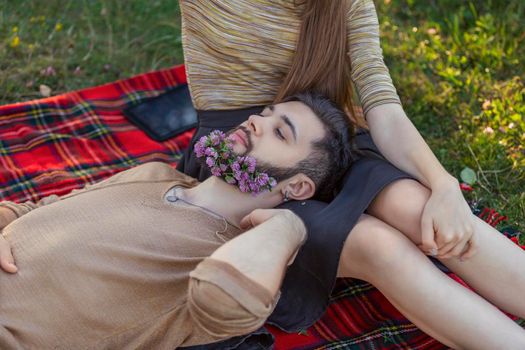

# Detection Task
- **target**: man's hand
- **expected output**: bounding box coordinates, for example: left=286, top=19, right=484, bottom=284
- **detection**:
left=419, top=177, right=478, bottom=261
left=240, top=208, right=295, bottom=230
left=0, top=207, right=17, bottom=231
left=0, top=235, right=17, bottom=273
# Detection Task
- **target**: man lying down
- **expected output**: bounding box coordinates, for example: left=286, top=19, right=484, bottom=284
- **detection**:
left=0, top=92, right=353, bottom=349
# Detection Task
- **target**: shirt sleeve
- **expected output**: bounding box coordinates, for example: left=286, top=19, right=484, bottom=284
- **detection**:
left=346, top=0, right=402, bottom=115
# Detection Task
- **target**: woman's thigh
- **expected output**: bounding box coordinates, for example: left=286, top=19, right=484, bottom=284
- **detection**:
left=366, top=178, right=430, bottom=245
left=336, top=213, right=421, bottom=280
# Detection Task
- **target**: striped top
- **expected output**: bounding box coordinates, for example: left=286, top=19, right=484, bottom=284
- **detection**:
left=179, top=0, right=401, bottom=114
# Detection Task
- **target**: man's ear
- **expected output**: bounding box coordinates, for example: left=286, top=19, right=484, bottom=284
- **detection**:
left=282, top=174, right=316, bottom=201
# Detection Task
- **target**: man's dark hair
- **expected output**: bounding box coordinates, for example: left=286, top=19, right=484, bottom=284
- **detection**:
left=262, top=91, right=356, bottom=202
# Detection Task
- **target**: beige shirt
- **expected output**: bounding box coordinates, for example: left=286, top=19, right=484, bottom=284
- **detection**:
left=0, top=162, right=260, bottom=349
left=180, top=0, right=401, bottom=114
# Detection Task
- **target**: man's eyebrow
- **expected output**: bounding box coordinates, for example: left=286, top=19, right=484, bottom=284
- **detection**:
left=281, top=115, right=297, bottom=143
left=266, top=105, right=297, bottom=142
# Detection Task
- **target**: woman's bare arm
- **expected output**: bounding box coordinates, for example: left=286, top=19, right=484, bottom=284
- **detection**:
left=366, top=103, right=454, bottom=189
left=345, top=0, right=476, bottom=259
left=366, top=103, right=476, bottom=259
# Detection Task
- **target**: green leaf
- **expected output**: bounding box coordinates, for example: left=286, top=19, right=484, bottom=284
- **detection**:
left=460, top=167, right=477, bottom=185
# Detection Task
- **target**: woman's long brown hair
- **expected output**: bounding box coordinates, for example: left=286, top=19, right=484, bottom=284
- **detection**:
left=274, top=0, right=364, bottom=130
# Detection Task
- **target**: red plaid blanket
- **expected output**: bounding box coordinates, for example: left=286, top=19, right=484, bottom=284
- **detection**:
left=1, top=65, right=521, bottom=349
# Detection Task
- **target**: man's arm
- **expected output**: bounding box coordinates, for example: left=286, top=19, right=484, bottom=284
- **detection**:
left=183, top=209, right=306, bottom=342
left=0, top=206, right=18, bottom=231
left=0, top=178, right=101, bottom=274
left=209, top=208, right=306, bottom=296
left=0, top=235, right=17, bottom=273
left=0, top=172, right=125, bottom=227
left=0, top=195, right=62, bottom=229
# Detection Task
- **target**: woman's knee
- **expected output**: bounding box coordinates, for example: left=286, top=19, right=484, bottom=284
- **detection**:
left=367, top=179, right=431, bottom=244
left=338, top=214, right=417, bottom=280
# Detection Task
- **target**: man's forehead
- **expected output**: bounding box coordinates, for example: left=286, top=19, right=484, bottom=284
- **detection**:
left=269, top=101, right=323, bottom=143
left=267, top=101, right=314, bottom=120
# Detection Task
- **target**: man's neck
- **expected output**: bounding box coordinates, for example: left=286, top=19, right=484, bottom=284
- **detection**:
left=179, top=176, right=281, bottom=227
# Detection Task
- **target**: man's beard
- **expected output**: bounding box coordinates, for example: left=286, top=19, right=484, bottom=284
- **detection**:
left=227, top=125, right=303, bottom=182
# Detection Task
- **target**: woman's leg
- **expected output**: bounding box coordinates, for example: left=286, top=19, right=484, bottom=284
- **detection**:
left=367, top=179, right=525, bottom=319
left=337, top=214, right=525, bottom=350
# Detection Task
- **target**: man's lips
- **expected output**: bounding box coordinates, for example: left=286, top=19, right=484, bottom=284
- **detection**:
left=232, top=129, right=248, bottom=147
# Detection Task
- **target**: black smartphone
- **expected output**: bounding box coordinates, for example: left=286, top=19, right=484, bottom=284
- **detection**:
left=123, top=84, right=197, bottom=142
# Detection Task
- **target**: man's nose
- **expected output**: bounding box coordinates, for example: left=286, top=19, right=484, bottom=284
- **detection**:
left=247, top=114, right=264, bottom=136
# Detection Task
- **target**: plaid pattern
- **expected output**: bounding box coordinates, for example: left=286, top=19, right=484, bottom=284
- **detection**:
left=268, top=279, right=446, bottom=350
left=0, top=65, right=522, bottom=350
left=0, top=65, right=192, bottom=203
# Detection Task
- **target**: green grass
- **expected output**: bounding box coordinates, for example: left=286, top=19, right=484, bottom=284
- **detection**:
left=377, top=0, right=525, bottom=234
left=1, top=1, right=524, bottom=233
left=0, top=1, right=183, bottom=102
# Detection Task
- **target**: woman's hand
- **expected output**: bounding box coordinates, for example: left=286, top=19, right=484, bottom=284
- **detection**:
left=0, top=235, right=17, bottom=273
left=419, top=177, right=478, bottom=261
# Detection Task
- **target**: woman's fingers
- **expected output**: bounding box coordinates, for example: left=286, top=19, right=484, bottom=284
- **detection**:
left=441, top=235, right=470, bottom=259
left=420, top=210, right=438, bottom=255
left=459, top=232, right=479, bottom=261
left=0, top=237, right=17, bottom=273
left=435, top=231, right=461, bottom=258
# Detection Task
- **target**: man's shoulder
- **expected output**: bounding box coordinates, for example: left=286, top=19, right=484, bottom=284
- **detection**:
left=124, top=162, right=200, bottom=187
left=80, top=162, right=199, bottom=190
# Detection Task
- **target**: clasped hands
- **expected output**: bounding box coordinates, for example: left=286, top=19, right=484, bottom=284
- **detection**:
left=418, top=177, right=478, bottom=261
